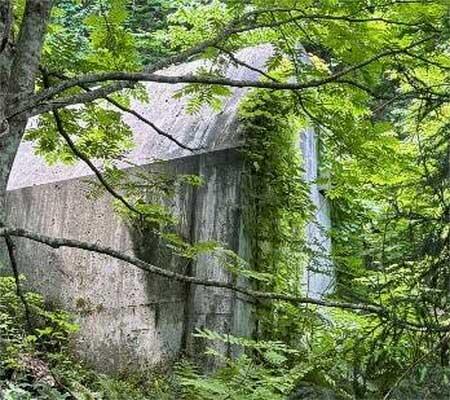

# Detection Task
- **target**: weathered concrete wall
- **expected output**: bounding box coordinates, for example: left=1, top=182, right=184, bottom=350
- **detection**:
left=182, top=150, right=253, bottom=369
left=6, top=148, right=250, bottom=372
left=6, top=165, right=186, bottom=371
left=301, top=128, right=334, bottom=298
left=5, top=47, right=272, bottom=371
left=8, top=46, right=274, bottom=192
left=6, top=133, right=332, bottom=370
left=4, top=45, right=333, bottom=371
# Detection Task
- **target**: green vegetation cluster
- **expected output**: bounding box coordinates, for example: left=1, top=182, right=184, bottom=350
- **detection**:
left=162, top=41, right=450, bottom=398
left=0, top=276, right=327, bottom=400
left=239, top=84, right=313, bottom=340
left=0, top=276, right=206, bottom=400
left=232, top=68, right=450, bottom=397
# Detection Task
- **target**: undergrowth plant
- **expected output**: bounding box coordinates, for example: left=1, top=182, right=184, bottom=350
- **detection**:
left=0, top=275, right=179, bottom=399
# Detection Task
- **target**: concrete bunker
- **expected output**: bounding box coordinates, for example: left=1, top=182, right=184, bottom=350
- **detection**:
left=5, top=47, right=333, bottom=372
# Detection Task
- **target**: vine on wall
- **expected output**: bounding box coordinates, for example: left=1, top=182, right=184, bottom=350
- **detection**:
left=239, top=86, right=314, bottom=339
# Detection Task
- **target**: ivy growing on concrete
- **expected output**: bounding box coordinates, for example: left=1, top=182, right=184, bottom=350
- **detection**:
left=238, top=76, right=315, bottom=338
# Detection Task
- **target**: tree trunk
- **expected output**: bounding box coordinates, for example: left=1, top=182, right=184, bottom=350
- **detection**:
left=0, top=0, right=51, bottom=268
left=0, top=116, right=27, bottom=267
left=0, top=0, right=52, bottom=227
left=0, top=119, right=27, bottom=225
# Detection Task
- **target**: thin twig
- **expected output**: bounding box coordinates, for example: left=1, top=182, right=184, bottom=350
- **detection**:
left=41, top=70, right=143, bottom=218
left=17, top=35, right=436, bottom=119
left=216, top=46, right=277, bottom=82
left=47, top=70, right=198, bottom=151
left=53, top=109, right=142, bottom=217
left=383, top=334, right=450, bottom=399
left=4, top=234, right=32, bottom=331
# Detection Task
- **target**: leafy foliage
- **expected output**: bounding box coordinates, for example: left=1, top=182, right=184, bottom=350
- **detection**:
left=0, top=275, right=79, bottom=398
left=240, top=87, right=312, bottom=285
left=239, top=79, right=315, bottom=344
left=0, top=275, right=179, bottom=399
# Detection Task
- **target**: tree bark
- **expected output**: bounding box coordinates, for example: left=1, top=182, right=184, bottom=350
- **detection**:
left=0, top=121, right=27, bottom=222
left=0, top=0, right=52, bottom=227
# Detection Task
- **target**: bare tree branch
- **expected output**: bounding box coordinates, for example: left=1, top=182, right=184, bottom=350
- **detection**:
left=402, top=50, right=450, bottom=71
left=25, top=83, right=134, bottom=118
left=0, top=226, right=389, bottom=313
left=1, top=226, right=449, bottom=333
left=0, top=0, right=12, bottom=54
left=39, top=70, right=144, bottom=218
left=214, top=47, right=330, bottom=131
left=25, top=81, right=450, bottom=120
left=13, top=35, right=434, bottom=119
left=53, top=110, right=142, bottom=217
left=6, top=5, right=245, bottom=116
left=145, top=7, right=428, bottom=73
left=244, top=8, right=436, bottom=28
left=106, top=96, right=201, bottom=151
left=215, top=46, right=278, bottom=82
left=46, top=70, right=198, bottom=151
left=4, top=234, right=32, bottom=330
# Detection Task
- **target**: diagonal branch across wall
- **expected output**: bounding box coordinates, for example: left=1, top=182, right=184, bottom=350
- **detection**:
left=1, top=225, right=450, bottom=334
